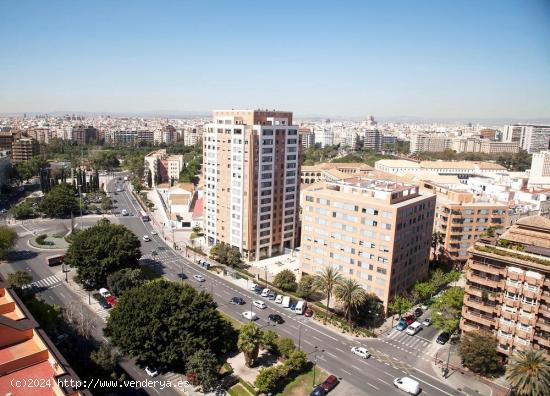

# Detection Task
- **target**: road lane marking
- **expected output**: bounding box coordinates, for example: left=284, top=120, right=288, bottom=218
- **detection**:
left=325, top=351, right=338, bottom=358
left=351, top=364, right=362, bottom=372
left=410, top=375, right=454, bottom=396
left=341, top=369, right=352, bottom=375
left=367, top=383, right=379, bottom=390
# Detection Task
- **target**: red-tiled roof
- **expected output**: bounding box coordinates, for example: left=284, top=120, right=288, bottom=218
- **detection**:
left=192, top=197, right=204, bottom=219
left=0, top=361, right=57, bottom=395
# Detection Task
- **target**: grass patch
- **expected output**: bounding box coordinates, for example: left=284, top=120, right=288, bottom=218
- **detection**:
left=229, top=383, right=253, bottom=396
left=219, top=310, right=243, bottom=330
left=276, top=365, right=328, bottom=396
left=36, top=234, right=54, bottom=246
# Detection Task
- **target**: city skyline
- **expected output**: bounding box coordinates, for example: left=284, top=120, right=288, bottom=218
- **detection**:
left=1, top=0, right=549, bottom=118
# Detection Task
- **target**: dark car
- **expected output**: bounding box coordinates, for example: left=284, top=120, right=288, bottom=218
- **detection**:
left=231, top=297, right=245, bottom=305
left=320, top=375, right=339, bottom=392
left=253, top=286, right=263, bottom=294
left=436, top=332, right=450, bottom=345
left=290, top=302, right=297, bottom=311
left=92, top=293, right=112, bottom=309
left=309, top=386, right=326, bottom=396
left=267, top=292, right=276, bottom=300
left=268, top=314, right=285, bottom=324
left=396, top=319, right=408, bottom=331
left=414, top=308, right=423, bottom=318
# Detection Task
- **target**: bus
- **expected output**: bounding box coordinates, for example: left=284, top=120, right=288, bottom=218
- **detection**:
left=140, top=211, right=150, bottom=222
left=46, top=254, right=65, bottom=267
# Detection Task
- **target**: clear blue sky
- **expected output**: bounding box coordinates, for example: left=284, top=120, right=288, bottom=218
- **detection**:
left=1, top=0, right=549, bottom=118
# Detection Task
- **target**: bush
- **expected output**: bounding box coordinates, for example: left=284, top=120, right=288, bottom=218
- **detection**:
left=275, top=337, right=296, bottom=359
left=36, top=234, right=54, bottom=246
left=255, top=366, right=283, bottom=394
left=273, top=269, right=297, bottom=292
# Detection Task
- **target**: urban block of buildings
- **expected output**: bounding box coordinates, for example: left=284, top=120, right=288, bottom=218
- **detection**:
left=461, top=216, right=550, bottom=357
left=144, top=149, right=185, bottom=185
left=203, top=110, right=300, bottom=261
left=503, top=124, right=550, bottom=154
left=299, top=177, right=436, bottom=308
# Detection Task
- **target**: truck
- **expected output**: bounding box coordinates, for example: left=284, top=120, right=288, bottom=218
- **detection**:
left=46, top=254, right=65, bottom=267
left=282, top=296, right=291, bottom=308
left=294, top=300, right=307, bottom=315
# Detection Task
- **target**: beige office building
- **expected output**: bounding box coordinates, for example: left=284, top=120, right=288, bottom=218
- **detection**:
left=11, top=138, right=39, bottom=164
left=204, top=110, right=300, bottom=261
left=300, top=177, right=436, bottom=308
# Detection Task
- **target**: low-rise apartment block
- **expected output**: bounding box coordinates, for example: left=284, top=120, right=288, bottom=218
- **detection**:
left=144, top=149, right=184, bottom=185
left=300, top=163, right=373, bottom=184
left=300, top=177, right=436, bottom=308
left=11, top=137, right=39, bottom=164
left=461, top=216, right=550, bottom=357
left=420, top=180, right=508, bottom=263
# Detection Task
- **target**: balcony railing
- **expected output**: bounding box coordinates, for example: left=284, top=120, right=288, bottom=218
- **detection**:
left=535, top=334, right=550, bottom=347
left=467, top=271, right=502, bottom=289
left=537, top=320, right=550, bottom=333
left=468, top=260, right=503, bottom=276
left=465, top=297, right=497, bottom=314
left=463, top=308, right=495, bottom=327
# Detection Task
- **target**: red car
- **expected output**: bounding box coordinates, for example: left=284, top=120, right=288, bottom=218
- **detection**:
left=105, top=295, right=117, bottom=307
left=405, top=315, right=415, bottom=325
left=320, top=375, right=339, bottom=392
left=304, top=308, right=313, bottom=317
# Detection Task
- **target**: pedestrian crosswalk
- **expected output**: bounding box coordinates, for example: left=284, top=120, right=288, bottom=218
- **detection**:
left=22, top=275, right=62, bottom=291
left=381, top=329, right=440, bottom=360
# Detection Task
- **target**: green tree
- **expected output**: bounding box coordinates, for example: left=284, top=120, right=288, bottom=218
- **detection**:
left=430, top=268, right=448, bottom=289
left=261, top=329, right=279, bottom=355
left=313, top=267, right=342, bottom=324
left=275, top=337, right=296, bottom=359
left=237, top=322, right=262, bottom=368
left=273, top=269, right=297, bottom=292
left=90, top=343, right=121, bottom=373
left=23, top=296, right=61, bottom=333
left=334, top=278, right=366, bottom=328
left=505, top=349, right=550, bottom=396
left=225, top=246, right=242, bottom=267
left=285, top=349, right=307, bottom=373
left=296, top=274, right=316, bottom=300
left=7, top=270, right=33, bottom=289
left=9, top=200, right=36, bottom=219
left=186, top=349, right=219, bottom=392
left=40, top=183, right=79, bottom=218
left=0, top=226, right=18, bottom=259
left=458, top=332, right=501, bottom=376
left=413, top=281, right=436, bottom=302
left=101, top=196, right=113, bottom=212
left=388, top=294, right=413, bottom=318
left=431, top=286, right=464, bottom=333
left=65, top=219, right=141, bottom=286
left=255, top=366, right=282, bottom=394
left=105, top=280, right=234, bottom=370
left=106, top=268, right=146, bottom=296
left=354, top=293, right=385, bottom=328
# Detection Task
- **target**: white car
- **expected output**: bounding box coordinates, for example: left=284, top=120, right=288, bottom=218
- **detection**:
left=351, top=346, right=371, bottom=359
left=143, top=235, right=151, bottom=242
left=116, top=188, right=123, bottom=192
left=248, top=282, right=258, bottom=291
left=145, top=367, right=158, bottom=377
left=421, top=318, right=431, bottom=326
left=406, top=322, right=422, bottom=336
left=193, top=274, right=205, bottom=282
left=253, top=300, right=267, bottom=309
left=150, top=230, right=158, bottom=235
left=242, top=311, right=258, bottom=321
left=99, top=288, right=111, bottom=298
left=393, top=377, right=420, bottom=395
left=261, top=288, right=270, bottom=297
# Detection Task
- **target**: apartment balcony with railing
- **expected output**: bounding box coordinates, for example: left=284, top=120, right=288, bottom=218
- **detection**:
left=468, top=260, right=503, bottom=276
left=500, top=308, right=518, bottom=321
left=534, top=332, right=550, bottom=348
left=520, top=300, right=539, bottom=314
left=539, top=303, right=550, bottom=318
left=462, top=307, right=495, bottom=328
left=467, top=270, right=502, bottom=289
left=515, top=325, right=535, bottom=341
left=461, top=318, right=492, bottom=334
left=465, top=283, right=499, bottom=301
left=536, top=318, right=550, bottom=333
left=464, top=296, right=497, bottom=314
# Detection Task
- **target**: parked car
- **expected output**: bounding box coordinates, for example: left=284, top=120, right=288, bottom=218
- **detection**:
left=436, top=332, right=450, bottom=345
left=405, top=315, right=415, bottom=325
left=93, top=293, right=112, bottom=309
left=242, top=311, right=258, bottom=321
left=267, top=292, right=276, bottom=300
left=150, top=230, right=158, bottom=235
left=268, top=314, right=284, bottom=324
left=143, top=235, right=151, bottom=242
left=351, top=346, right=371, bottom=359
left=253, top=300, right=266, bottom=309
left=414, top=308, right=423, bottom=318
left=261, top=288, right=271, bottom=297
left=145, top=367, right=159, bottom=377
left=248, top=283, right=258, bottom=291
left=193, top=274, right=205, bottom=282
left=105, top=295, right=117, bottom=307
left=406, top=322, right=422, bottom=336
left=230, top=297, right=245, bottom=305
left=421, top=318, right=431, bottom=326
left=309, top=386, right=326, bottom=396
left=275, top=295, right=284, bottom=304
left=393, top=377, right=421, bottom=395
left=304, top=308, right=314, bottom=317
left=99, top=288, right=111, bottom=298
left=396, top=319, right=408, bottom=331
left=254, top=285, right=263, bottom=294
left=290, top=302, right=297, bottom=311
left=320, top=375, right=339, bottom=392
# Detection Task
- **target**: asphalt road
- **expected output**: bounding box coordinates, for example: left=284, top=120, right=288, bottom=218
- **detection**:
left=2, top=174, right=464, bottom=396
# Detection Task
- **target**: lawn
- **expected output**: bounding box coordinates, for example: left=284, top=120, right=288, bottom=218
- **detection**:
left=276, top=365, right=328, bottom=396
left=220, top=310, right=243, bottom=329
left=229, top=383, right=253, bottom=396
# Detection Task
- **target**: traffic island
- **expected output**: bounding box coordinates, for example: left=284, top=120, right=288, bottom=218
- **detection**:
left=29, top=232, right=69, bottom=250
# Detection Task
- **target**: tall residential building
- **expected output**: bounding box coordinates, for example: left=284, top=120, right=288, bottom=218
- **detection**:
left=420, top=180, right=508, bottom=263
left=105, top=130, right=138, bottom=145
left=362, top=128, right=381, bottom=151
left=410, top=134, right=451, bottom=153
left=298, top=127, right=315, bottom=149
left=314, top=125, right=334, bottom=148
left=11, top=138, right=39, bottom=164
left=460, top=216, right=550, bottom=357
left=503, top=124, right=550, bottom=153
left=204, top=110, right=300, bottom=261
left=300, top=177, right=436, bottom=308
left=0, top=132, right=14, bottom=152
left=528, top=150, right=550, bottom=188
left=72, top=125, right=98, bottom=145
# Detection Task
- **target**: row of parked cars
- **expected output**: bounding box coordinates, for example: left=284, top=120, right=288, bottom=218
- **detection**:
left=249, top=284, right=313, bottom=316
left=396, top=307, right=451, bottom=345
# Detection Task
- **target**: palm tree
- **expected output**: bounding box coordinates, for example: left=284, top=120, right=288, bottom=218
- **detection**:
left=505, top=349, right=550, bottom=396
left=237, top=322, right=262, bottom=367
left=313, top=266, right=342, bottom=324
left=334, top=278, right=366, bottom=329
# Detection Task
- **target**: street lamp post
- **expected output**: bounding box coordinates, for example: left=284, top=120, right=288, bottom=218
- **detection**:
left=298, top=323, right=303, bottom=351
left=264, top=266, right=268, bottom=288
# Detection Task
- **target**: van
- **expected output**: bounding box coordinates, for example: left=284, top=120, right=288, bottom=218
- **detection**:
left=282, top=296, right=291, bottom=308
left=406, top=321, right=422, bottom=336
left=294, top=300, right=306, bottom=315
left=393, top=377, right=420, bottom=395
left=275, top=295, right=283, bottom=304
